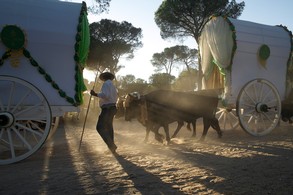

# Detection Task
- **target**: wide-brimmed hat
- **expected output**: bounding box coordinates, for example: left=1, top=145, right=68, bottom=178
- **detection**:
left=99, top=72, right=115, bottom=81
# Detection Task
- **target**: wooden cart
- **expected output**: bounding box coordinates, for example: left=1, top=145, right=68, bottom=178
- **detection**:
left=199, top=16, right=292, bottom=135
left=0, top=0, right=90, bottom=165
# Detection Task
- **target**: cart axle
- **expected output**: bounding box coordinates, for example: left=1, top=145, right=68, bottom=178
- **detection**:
left=256, top=103, right=278, bottom=113
left=0, top=112, right=14, bottom=128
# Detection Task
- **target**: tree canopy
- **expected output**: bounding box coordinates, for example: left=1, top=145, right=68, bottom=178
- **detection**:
left=87, top=0, right=111, bottom=14
left=149, top=73, right=176, bottom=90
left=150, top=45, right=197, bottom=75
left=172, top=68, right=198, bottom=91
left=173, top=45, right=198, bottom=72
left=87, top=19, right=143, bottom=73
left=116, top=75, right=149, bottom=95
left=155, top=0, right=245, bottom=42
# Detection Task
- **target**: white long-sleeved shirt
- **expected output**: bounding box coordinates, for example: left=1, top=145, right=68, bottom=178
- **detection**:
left=97, top=80, right=118, bottom=108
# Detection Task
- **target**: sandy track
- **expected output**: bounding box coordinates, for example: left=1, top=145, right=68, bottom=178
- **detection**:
left=0, top=117, right=292, bottom=194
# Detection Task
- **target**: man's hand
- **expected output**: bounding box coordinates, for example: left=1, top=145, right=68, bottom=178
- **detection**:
left=90, top=90, right=97, bottom=96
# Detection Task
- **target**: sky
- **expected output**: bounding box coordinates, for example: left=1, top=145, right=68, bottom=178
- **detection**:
left=85, top=0, right=293, bottom=81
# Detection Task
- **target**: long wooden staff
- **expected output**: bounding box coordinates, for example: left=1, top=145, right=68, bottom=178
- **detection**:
left=78, top=71, right=99, bottom=151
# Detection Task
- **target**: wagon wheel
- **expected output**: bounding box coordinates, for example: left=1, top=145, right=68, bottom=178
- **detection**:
left=236, top=79, right=281, bottom=136
left=0, top=76, right=52, bottom=165
left=216, top=107, right=239, bottom=131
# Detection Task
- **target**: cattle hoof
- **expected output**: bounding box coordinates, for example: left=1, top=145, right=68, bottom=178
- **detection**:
left=155, top=136, right=164, bottom=143
left=155, top=134, right=164, bottom=143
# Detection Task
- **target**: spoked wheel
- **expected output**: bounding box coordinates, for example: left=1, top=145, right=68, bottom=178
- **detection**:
left=236, top=79, right=281, bottom=136
left=216, top=107, right=239, bottom=131
left=0, top=76, right=52, bottom=165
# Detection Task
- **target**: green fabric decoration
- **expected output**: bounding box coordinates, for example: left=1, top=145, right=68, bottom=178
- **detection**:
left=76, top=70, right=87, bottom=104
left=52, top=82, right=59, bottom=90
left=0, top=25, right=25, bottom=50
left=38, top=67, right=45, bottom=74
left=258, top=44, right=270, bottom=60
left=78, top=13, right=90, bottom=66
left=45, top=74, right=52, bottom=82
left=59, top=90, right=66, bottom=97
left=76, top=34, right=81, bottom=42
left=0, top=51, right=11, bottom=66
left=30, top=59, right=39, bottom=67
left=75, top=43, right=80, bottom=51
left=212, top=59, right=226, bottom=75
left=23, top=49, right=30, bottom=58
left=77, top=24, right=82, bottom=31
left=72, top=1, right=90, bottom=105
left=74, top=54, right=79, bottom=61
left=66, top=97, right=75, bottom=104
left=225, top=17, right=237, bottom=71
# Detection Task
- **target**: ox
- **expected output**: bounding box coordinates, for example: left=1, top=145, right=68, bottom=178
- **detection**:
left=122, top=92, right=196, bottom=138
left=124, top=89, right=223, bottom=144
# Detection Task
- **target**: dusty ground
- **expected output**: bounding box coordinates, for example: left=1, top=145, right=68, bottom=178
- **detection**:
left=0, top=115, right=293, bottom=195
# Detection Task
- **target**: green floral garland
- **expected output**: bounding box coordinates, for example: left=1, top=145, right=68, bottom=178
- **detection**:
left=0, top=46, right=78, bottom=105
left=0, top=1, right=90, bottom=106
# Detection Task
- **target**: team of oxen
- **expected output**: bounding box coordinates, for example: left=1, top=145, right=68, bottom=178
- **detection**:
left=116, top=89, right=223, bottom=144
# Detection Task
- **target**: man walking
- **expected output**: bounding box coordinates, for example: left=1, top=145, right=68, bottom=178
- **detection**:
left=90, top=72, right=118, bottom=154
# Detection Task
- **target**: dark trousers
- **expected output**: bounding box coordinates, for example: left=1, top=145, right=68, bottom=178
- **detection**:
left=96, top=106, right=117, bottom=150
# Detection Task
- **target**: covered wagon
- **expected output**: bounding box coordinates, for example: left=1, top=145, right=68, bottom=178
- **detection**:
left=0, top=0, right=90, bottom=164
left=199, top=16, right=292, bottom=135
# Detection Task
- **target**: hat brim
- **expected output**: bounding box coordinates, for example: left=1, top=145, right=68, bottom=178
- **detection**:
left=99, top=72, right=115, bottom=81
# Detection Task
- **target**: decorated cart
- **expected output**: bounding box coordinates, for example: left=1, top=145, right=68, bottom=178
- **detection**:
left=199, top=16, right=293, bottom=135
left=0, top=0, right=90, bottom=165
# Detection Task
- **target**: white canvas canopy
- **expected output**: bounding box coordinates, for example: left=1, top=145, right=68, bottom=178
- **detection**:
left=0, top=0, right=90, bottom=114
left=199, top=16, right=292, bottom=105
